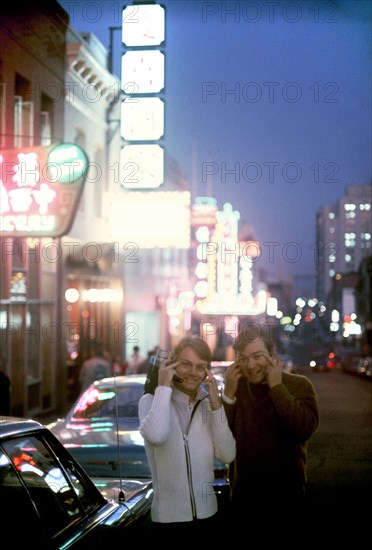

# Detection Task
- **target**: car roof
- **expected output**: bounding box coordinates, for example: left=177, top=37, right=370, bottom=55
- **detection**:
left=0, top=416, right=44, bottom=439
left=91, top=374, right=147, bottom=388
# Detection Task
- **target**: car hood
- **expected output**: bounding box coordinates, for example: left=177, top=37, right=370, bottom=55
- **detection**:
left=90, top=477, right=153, bottom=530
left=49, top=418, right=151, bottom=479
left=92, top=477, right=152, bottom=504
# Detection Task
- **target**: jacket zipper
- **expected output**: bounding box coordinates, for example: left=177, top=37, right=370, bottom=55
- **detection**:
left=184, top=396, right=208, bottom=520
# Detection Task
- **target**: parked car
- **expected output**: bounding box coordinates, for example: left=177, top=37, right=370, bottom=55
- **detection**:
left=0, top=416, right=153, bottom=548
left=309, top=350, right=341, bottom=372
left=49, top=374, right=231, bottom=506
left=363, top=357, right=372, bottom=378
left=337, top=347, right=361, bottom=374
left=354, top=356, right=372, bottom=378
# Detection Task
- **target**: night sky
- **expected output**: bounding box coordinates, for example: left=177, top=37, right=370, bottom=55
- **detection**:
left=59, top=0, right=371, bottom=278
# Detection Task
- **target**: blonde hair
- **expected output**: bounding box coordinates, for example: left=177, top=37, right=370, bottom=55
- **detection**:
left=172, top=336, right=212, bottom=363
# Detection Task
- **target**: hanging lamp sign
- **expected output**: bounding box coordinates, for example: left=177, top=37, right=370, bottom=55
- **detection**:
left=121, top=3, right=166, bottom=189
left=0, top=142, right=88, bottom=237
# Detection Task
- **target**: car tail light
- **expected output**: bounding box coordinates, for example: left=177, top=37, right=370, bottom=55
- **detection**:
left=326, top=352, right=335, bottom=368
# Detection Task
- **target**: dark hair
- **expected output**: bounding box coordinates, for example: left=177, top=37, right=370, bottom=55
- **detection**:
left=233, top=326, right=274, bottom=356
left=172, top=336, right=212, bottom=363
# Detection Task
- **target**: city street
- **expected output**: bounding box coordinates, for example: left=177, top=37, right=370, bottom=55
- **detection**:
left=304, top=365, right=372, bottom=532
left=35, top=362, right=372, bottom=538
left=1, top=4, right=371, bottom=544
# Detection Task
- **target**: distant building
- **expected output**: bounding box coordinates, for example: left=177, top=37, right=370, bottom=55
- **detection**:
left=316, top=184, right=371, bottom=303
left=355, top=255, right=372, bottom=350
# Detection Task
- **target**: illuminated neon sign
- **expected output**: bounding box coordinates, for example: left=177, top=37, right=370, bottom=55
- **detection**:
left=0, top=143, right=88, bottom=237
left=194, top=202, right=268, bottom=315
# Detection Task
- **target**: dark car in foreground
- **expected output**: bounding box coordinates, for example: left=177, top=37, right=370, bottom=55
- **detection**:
left=0, top=417, right=152, bottom=548
left=49, top=374, right=231, bottom=506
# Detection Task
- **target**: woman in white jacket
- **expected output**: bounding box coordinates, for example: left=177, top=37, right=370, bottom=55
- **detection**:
left=139, top=336, right=236, bottom=534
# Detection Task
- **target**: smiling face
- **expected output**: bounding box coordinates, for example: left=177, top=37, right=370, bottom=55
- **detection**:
left=237, top=339, right=270, bottom=385
left=173, top=346, right=209, bottom=399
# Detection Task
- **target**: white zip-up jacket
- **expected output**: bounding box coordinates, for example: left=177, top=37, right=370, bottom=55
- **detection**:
left=139, top=385, right=236, bottom=523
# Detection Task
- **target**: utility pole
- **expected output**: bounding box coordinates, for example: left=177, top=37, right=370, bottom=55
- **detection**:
left=108, top=26, right=121, bottom=74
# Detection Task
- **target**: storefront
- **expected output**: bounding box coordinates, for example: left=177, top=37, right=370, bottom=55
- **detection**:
left=63, top=246, right=124, bottom=402
left=0, top=143, right=88, bottom=416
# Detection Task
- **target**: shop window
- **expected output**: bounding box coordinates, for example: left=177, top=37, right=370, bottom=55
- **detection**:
left=40, top=92, right=53, bottom=146
left=14, top=96, right=34, bottom=148
left=10, top=271, right=27, bottom=303
left=40, top=112, right=51, bottom=145
left=14, top=74, right=34, bottom=148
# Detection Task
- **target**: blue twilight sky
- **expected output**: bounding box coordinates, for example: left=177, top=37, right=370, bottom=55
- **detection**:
left=58, top=0, right=371, bottom=278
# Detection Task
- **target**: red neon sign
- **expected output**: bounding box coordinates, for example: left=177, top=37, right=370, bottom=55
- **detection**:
left=0, top=143, right=88, bottom=237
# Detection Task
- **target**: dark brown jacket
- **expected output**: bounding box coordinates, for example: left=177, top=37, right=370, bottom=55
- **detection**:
left=223, top=372, right=319, bottom=506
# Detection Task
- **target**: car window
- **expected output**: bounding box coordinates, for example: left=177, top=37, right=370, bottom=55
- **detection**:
left=1, top=434, right=99, bottom=538
left=0, top=448, right=45, bottom=541
left=73, top=385, right=143, bottom=419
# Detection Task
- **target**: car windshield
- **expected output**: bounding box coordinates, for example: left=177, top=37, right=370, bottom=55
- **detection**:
left=72, top=384, right=144, bottom=420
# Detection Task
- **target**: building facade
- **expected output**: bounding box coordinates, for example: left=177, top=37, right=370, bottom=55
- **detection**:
left=315, top=184, right=371, bottom=345
left=316, top=184, right=371, bottom=303
left=61, top=28, right=125, bottom=402
left=0, top=3, right=69, bottom=416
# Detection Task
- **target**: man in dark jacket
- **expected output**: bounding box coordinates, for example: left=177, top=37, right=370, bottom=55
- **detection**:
left=222, top=326, right=319, bottom=529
